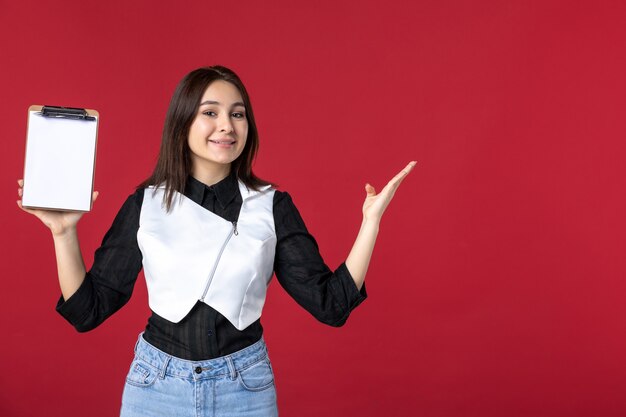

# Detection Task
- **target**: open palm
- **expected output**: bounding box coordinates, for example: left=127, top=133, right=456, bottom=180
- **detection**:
left=362, top=161, right=416, bottom=221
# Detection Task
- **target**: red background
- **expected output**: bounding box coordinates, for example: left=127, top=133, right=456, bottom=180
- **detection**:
left=2, top=1, right=626, bottom=416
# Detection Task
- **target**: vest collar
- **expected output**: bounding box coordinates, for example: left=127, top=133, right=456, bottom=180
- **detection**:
left=238, top=181, right=273, bottom=201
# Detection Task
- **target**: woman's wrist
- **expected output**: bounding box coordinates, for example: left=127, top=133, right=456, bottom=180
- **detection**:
left=361, top=215, right=382, bottom=229
left=52, top=225, right=78, bottom=240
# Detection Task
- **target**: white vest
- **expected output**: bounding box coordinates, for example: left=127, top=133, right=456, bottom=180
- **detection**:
left=137, top=181, right=276, bottom=330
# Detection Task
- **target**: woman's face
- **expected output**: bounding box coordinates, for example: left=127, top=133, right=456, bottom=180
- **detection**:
left=187, top=80, right=248, bottom=181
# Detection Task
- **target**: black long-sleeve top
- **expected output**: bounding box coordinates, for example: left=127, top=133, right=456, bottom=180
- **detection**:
left=56, top=173, right=367, bottom=360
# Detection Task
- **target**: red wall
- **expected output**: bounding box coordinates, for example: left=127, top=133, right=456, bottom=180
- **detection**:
left=2, top=1, right=626, bottom=416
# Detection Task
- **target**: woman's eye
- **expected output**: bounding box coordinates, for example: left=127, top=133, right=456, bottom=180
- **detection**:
left=232, top=112, right=245, bottom=119
left=203, top=111, right=217, bottom=117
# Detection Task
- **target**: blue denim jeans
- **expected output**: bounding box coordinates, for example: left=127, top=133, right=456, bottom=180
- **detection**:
left=120, top=334, right=278, bottom=417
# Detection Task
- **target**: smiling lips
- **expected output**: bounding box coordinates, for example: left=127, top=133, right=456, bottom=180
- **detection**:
left=208, top=139, right=236, bottom=146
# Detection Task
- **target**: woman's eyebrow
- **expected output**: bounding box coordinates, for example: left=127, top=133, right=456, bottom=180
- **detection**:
left=199, top=100, right=245, bottom=108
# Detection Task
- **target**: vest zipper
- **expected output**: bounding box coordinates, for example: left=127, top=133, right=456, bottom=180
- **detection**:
left=200, top=222, right=237, bottom=302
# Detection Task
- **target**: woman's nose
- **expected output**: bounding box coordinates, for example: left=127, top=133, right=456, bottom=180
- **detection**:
left=218, top=115, right=234, bottom=133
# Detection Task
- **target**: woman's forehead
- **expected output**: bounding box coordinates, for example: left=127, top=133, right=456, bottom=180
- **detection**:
left=200, top=80, right=244, bottom=106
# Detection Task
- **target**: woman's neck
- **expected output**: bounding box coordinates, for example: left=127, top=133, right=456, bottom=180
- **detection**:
left=190, top=164, right=231, bottom=187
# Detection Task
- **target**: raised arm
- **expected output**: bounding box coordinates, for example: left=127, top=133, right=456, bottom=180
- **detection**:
left=345, top=161, right=417, bottom=289
left=17, top=179, right=98, bottom=300
left=273, top=161, right=416, bottom=327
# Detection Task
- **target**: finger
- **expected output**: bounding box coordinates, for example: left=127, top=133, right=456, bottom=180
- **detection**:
left=380, top=161, right=417, bottom=195
left=385, top=162, right=416, bottom=190
left=393, top=161, right=417, bottom=182
left=382, top=172, right=408, bottom=195
left=16, top=199, right=36, bottom=215
left=18, top=187, right=23, bottom=197
left=393, top=161, right=417, bottom=183
left=18, top=179, right=23, bottom=187
left=92, top=191, right=99, bottom=202
left=365, top=183, right=376, bottom=197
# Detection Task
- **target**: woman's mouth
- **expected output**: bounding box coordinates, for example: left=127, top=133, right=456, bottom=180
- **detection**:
left=208, top=139, right=236, bottom=146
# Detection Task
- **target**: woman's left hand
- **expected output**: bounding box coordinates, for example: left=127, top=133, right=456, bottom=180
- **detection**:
left=362, top=161, right=417, bottom=222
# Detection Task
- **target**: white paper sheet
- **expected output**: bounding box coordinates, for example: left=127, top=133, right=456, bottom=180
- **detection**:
left=22, top=109, right=98, bottom=211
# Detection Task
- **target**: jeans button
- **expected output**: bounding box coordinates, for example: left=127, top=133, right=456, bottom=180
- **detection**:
left=207, top=330, right=214, bottom=337
left=195, top=366, right=202, bottom=374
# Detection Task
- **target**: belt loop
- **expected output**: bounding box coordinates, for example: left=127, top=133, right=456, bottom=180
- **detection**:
left=225, top=356, right=237, bottom=380
left=159, top=355, right=171, bottom=379
left=134, top=333, right=143, bottom=353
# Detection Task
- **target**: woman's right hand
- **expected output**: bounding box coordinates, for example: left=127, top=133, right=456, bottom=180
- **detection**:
left=17, top=179, right=99, bottom=236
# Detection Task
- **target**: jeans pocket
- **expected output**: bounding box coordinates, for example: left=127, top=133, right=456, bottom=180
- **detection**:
left=237, top=357, right=275, bottom=392
left=125, top=359, right=159, bottom=388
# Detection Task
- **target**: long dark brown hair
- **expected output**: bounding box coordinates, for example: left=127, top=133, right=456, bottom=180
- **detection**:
left=138, top=65, right=271, bottom=211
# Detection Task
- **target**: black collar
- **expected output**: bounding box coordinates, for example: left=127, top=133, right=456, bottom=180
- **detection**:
left=185, top=172, right=238, bottom=209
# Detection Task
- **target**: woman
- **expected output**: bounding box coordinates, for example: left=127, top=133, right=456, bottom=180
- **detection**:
left=17, top=65, right=416, bottom=416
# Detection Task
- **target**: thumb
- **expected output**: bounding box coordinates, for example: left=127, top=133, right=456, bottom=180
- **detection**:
left=365, top=183, right=376, bottom=197
left=92, top=191, right=99, bottom=203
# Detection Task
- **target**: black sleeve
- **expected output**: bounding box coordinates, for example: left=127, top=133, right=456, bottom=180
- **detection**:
left=56, top=189, right=145, bottom=332
left=272, top=190, right=367, bottom=327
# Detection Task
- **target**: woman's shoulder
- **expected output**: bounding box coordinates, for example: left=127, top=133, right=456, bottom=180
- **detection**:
left=120, top=187, right=145, bottom=211
left=128, top=186, right=146, bottom=201
left=272, top=188, right=304, bottom=215
left=272, top=188, right=292, bottom=204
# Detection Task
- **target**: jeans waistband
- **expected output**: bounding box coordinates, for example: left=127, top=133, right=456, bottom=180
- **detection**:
left=133, top=333, right=269, bottom=380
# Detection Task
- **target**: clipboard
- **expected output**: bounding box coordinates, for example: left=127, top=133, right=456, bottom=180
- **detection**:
left=22, top=105, right=99, bottom=212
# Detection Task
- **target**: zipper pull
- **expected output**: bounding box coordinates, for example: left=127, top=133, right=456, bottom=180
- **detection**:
left=232, top=221, right=238, bottom=236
